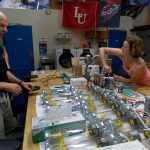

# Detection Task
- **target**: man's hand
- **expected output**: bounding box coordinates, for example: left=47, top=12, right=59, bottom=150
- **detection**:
left=4, top=83, right=22, bottom=95
left=21, top=81, right=34, bottom=91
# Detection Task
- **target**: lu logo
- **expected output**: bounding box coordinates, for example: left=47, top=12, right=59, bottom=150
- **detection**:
left=74, top=7, right=87, bottom=24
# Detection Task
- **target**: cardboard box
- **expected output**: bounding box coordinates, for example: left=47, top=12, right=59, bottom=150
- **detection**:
left=70, top=77, right=87, bottom=88
left=94, top=73, right=105, bottom=85
left=71, top=57, right=79, bottom=66
left=85, top=30, right=108, bottom=39
left=71, top=57, right=85, bottom=76
left=71, top=57, right=112, bottom=76
left=72, top=65, right=82, bottom=76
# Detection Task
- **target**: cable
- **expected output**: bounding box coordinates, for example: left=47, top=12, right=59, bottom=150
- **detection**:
left=61, top=0, right=64, bottom=27
left=40, top=70, right=61, bottom=87
left=47, top=70, right=58, bottom=79
left=131, top=107, right=149, bottom=131
left=144, top=111, right=150, bottom=117
left=94, top=0, right=98, bottom=50
left=41, top=78, right=49, bottom=87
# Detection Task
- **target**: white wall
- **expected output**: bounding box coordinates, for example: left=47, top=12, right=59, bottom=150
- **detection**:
left=108, top=16, right=134, bottom=35
left=0, top=8, right=85, bottom=69
left=0, top=8, right=137, bottom=69
left=0, top=7, right=148, bottom=68
left=108, top=7, right=150, bottom=35
left=119, top=16, right=133, bottom=35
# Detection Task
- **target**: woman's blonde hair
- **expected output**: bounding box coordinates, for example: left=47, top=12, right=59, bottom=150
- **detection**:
left=126, top=35, right=144, bottom=58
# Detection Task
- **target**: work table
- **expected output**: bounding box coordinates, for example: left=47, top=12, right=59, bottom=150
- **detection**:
left=22, top=70, right=150, bottom=150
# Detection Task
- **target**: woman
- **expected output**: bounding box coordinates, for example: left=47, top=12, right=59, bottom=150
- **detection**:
left=99, top=35, right=150, bottom=86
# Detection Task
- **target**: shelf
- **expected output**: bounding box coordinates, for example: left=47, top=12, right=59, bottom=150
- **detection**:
left=85, top=30, right=108, bottom=40
left=50, top=1, right=62, bottom=10
left=55, top=37, right=72, bottom=41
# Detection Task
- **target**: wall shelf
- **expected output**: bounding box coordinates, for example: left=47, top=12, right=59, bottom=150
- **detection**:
left=85, top=30, right=108, bottom=40
left=50, top=1, right=62, bottom=9
left=55, top=37, right=72, bottom=41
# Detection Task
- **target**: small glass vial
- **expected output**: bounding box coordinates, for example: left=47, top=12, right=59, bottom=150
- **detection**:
left=57, top=32, right=62, bottom=39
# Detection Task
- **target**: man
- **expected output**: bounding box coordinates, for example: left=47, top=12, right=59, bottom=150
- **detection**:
left=0, top=36, right=10, bottom=69
left=0, top=11, right=34, bottom=139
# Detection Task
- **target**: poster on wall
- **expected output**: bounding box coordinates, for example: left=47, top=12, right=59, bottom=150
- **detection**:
left=62, top=1, right=100, bottom=29
left=130, top=0, right=150, bottom=6
left=99, top=0, right=122, bottom=27
left=0, top=0, right=49, bottom=10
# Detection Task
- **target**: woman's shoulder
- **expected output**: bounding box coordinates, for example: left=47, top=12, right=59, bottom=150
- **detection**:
left=137, top=58, right=146, bottom=68
left=138, top=58, right=146, bottom=64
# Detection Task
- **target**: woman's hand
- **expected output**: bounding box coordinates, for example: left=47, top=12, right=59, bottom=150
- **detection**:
left=114, top=74, right=124, bottom=83
left=104, top=64, right=112, bottom=73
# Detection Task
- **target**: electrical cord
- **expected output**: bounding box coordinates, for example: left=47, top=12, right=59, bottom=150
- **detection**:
left=47, top=70, right=58, bottom=79
left=41, top=78, right=49, bottom=87
left=127, top=100, right=144, bottom=108
left=131, top=107, right=149, bottom=131
left=40, top=70, right=61, bottom=87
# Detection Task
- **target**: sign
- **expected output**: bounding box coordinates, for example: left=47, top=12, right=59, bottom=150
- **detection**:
left=99, top=0, right=122, bottom=27
left=62, top=1, right=100, bottom=29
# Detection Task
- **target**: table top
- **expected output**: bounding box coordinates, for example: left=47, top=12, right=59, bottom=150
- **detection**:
left=22, top=70, right=150, bottom=150
left=22, top=70, right=64, bottom=150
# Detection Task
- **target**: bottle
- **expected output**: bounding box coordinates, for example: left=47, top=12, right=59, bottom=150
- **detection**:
left=79, top=39, right=84, bottom=48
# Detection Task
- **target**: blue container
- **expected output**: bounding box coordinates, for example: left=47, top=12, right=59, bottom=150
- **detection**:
left=108, top=30, right=129, bottom=78
left=4, top=25, right=35, bottom=116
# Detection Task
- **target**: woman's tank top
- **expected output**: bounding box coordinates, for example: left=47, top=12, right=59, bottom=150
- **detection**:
left=122, top=58, right=150, bottom=86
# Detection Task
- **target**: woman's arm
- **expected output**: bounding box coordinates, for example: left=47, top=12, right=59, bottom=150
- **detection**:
left=99, top=47, right=122, bottom=73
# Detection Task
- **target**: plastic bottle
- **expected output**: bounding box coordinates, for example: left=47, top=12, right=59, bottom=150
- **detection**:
left=79, top=39, right=84, bottom=48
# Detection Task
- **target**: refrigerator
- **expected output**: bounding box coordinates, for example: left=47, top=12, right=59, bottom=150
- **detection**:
left=4, top=25, right=35, bottom=116
left=108, top=30, right=129, bottom=77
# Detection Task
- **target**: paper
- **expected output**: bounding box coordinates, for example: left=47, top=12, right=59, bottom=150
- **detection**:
left=99, top=140, right=147, bottom=150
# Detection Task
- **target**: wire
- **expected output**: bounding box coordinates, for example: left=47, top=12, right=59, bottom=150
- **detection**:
left=40, top=70, right=61, bottom=87
left=131, top=107, right=149, bottom=131
left=144, top=111, right=150, bottom=117
left=61, top=0, right=64, bottom=27
left=47, top=70, right=58, bottom=79
left=94, top=0, right=98, bottom=50
left=41, top=78, right=49, bottom=87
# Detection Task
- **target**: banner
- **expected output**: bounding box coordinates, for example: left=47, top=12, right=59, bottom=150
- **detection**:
left=130, top=0, right=150, bottom=6
left=62, top=1, right=100, bottom=29
left=99, top=0, right=122, bottom=27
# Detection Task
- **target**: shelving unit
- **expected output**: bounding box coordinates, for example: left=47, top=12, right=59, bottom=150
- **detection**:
left=85, top=30, right=108, bottom=40
left=55, top=33, right=72, bottom=42
left=55, top=37, right=72, bottom=41
left=50, top=1, right=62, bottom=9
